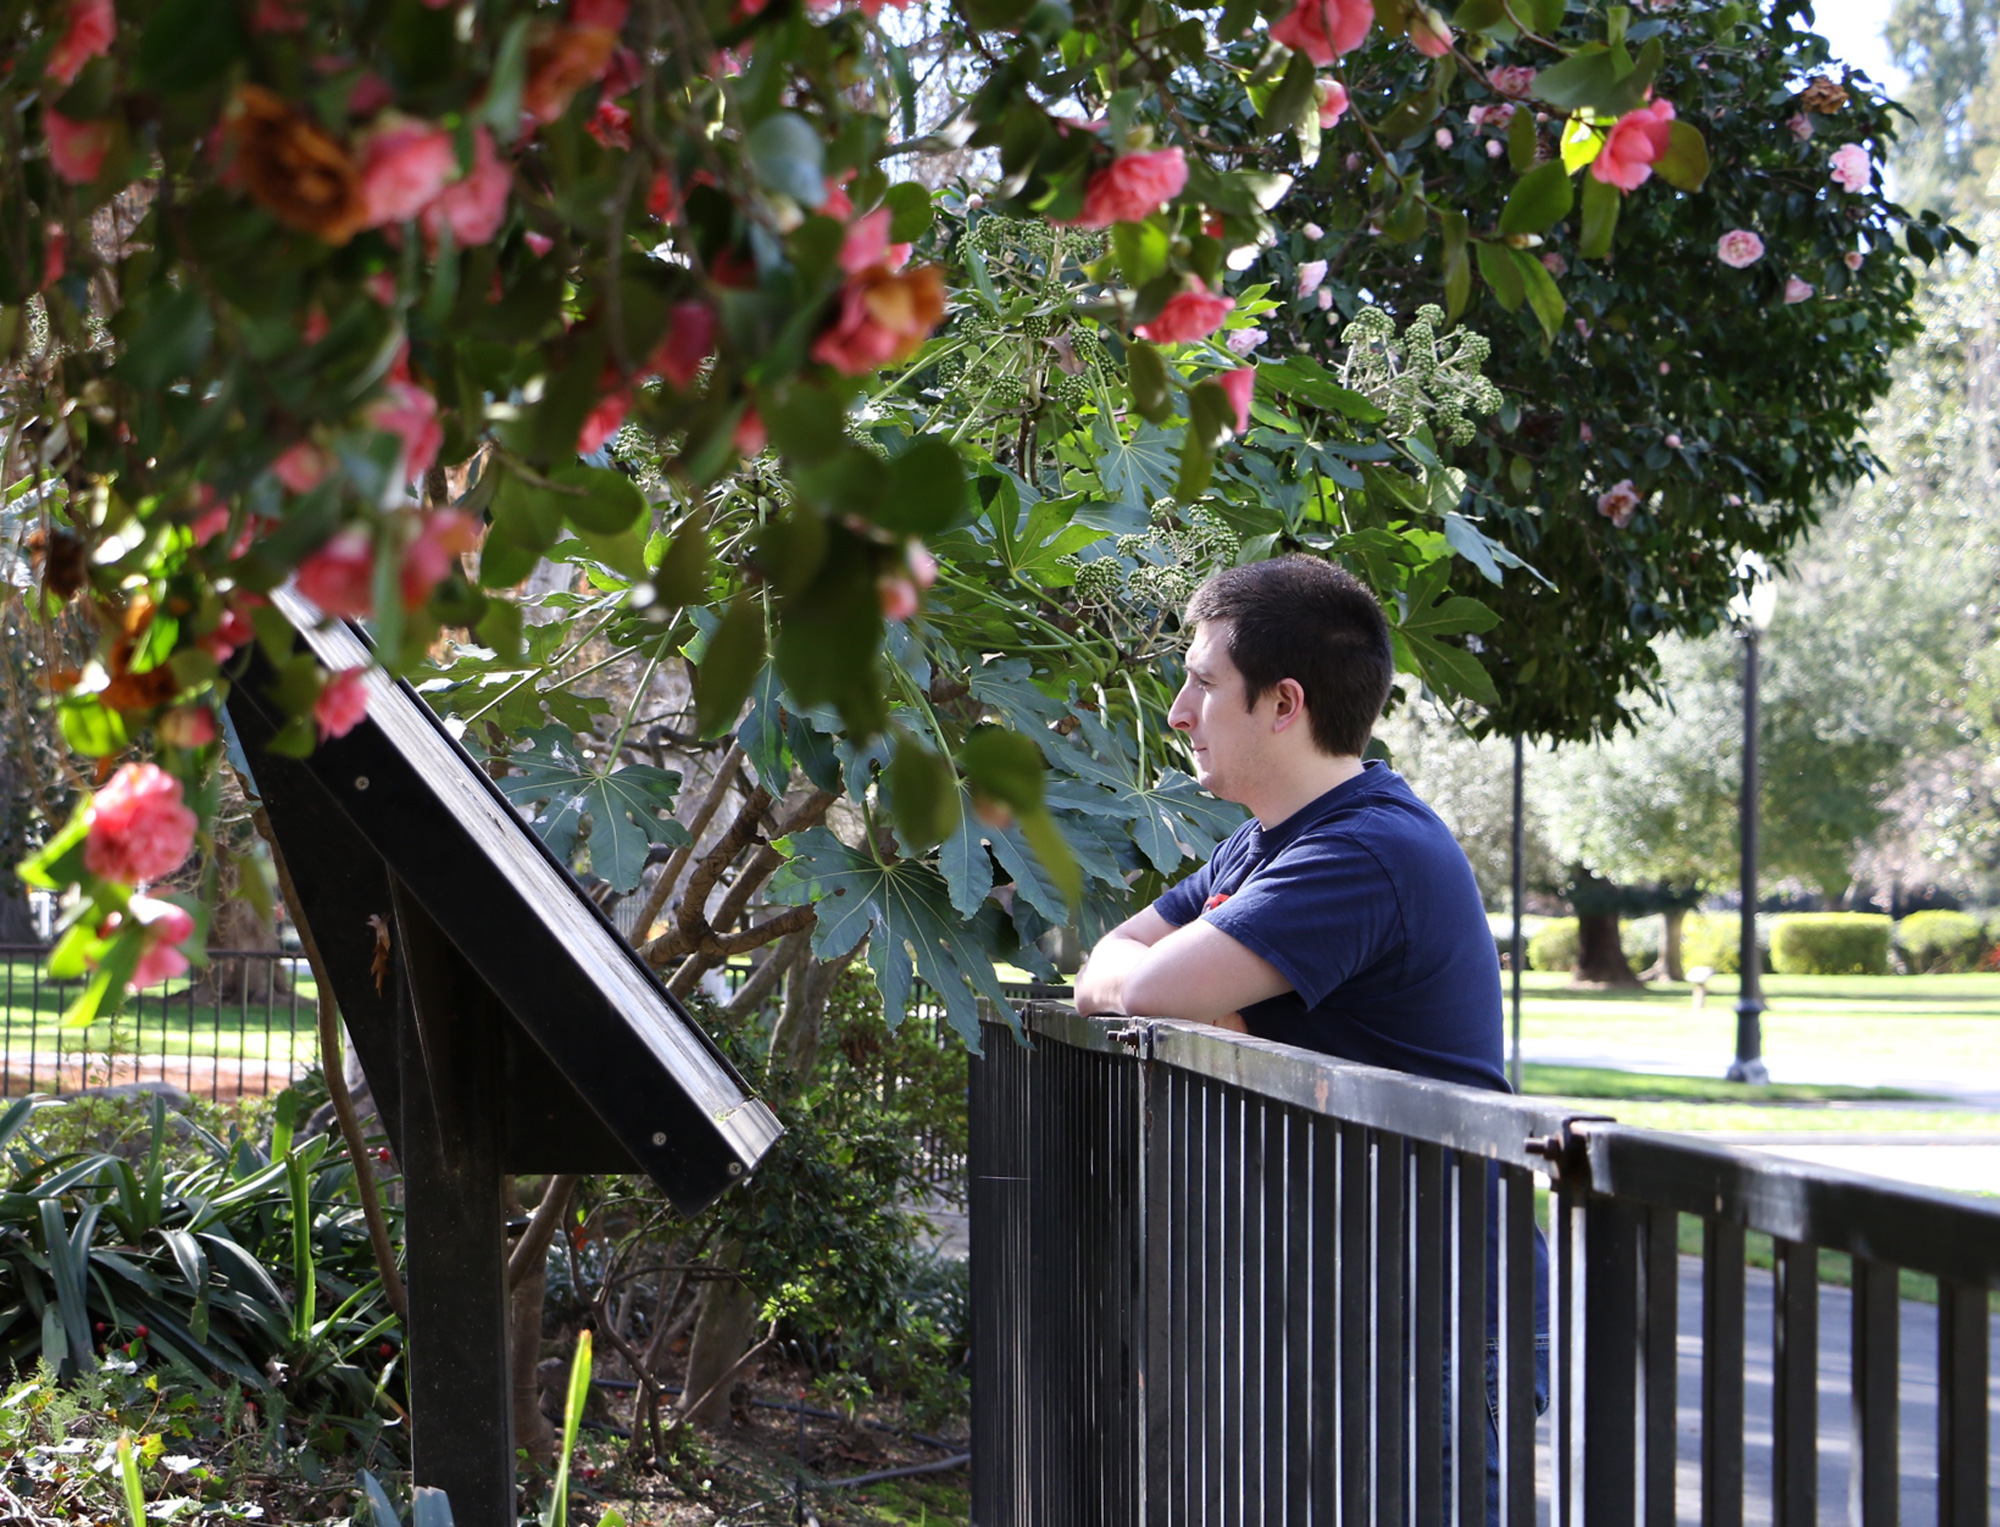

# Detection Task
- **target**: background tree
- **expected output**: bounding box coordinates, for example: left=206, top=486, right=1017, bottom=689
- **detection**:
left=1889, top=0, right=2000, bottom=211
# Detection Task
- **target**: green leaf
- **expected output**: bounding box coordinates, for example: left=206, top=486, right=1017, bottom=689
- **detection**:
left=1113, top=219, right=1171, bottom=286
left=1453, top=0, right=1513, bottom=33
left=1531, top=39, right=1662, bottom=115
left=1260, top=49, right=1319, bottom=137
left=1395, top=561, right=1500, bottom=704
left=1474, top=241, right=1526, bottom=311
left=549, top=464, right=648, bottom=535
left=884, top=181, right=934, bottom=243
left=875, top=438, right=967, bottom=534
left=1498, top=160, right=1574, bottom=236
left=1256, top=356, right=1390, bottom=422
left=697, top=596, right=768, bottom=737
left=1017, top=809, right=1082, bottom=910
left=1579, top=171, right=1621, bottom=258
left=1513, top=248, right=1566, bottom=341
left=961, top=724, right=1045, bottom=815
left=115, top=287, right=213, bottom=391
left=888, top=737, right=957, bottom=852
left=491, top=469, right=567, bottom=556
left=746, top=112, right=827, bottom=207
left=1655, top=121, right=1710, bottom=192
left=136, top=0, right=246, bottom=93
left=1125, top=341, right=1174, bottom=425
left=481, top=14, right=534, bottom=139
left=1508, top=106, right=1539, bottom=174
left=1560, top=113, right=1605, bottom=174
left=1175, top=379, right=1237, bottom=499
left=653, top=521, right=711, bottom=606
left=769, top=826, right=1020, bottom=1048
left=492, top=727, right=689, bottom=891
left=1441, top=210, right=1471, bottom=320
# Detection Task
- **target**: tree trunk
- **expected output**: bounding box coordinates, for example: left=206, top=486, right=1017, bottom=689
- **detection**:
left=508, top=1177, right=559, bottom=1463
left=680, top=1240, right=757, bottom=1428
left=199, top=889, right=292, bottom=1002
left=1572, top=911, right=1642, bottom=986
left=1659, top=907, right=1686, bottom=982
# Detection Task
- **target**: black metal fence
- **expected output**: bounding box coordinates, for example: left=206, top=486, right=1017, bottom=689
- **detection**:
left=970, top=1002, right=2000, bottom=1526
left=1, top=945, right=315, bottom=1101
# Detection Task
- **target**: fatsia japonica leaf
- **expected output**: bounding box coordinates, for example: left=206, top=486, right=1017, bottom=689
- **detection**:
left=489, top=726, right=689, bottom=892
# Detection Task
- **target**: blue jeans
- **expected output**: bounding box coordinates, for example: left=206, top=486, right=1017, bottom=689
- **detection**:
left=1439, top=1334, right=1551, bottom=1526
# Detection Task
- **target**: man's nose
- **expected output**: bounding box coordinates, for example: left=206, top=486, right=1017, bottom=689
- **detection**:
left=1167, top=686, right=1194, bottom=731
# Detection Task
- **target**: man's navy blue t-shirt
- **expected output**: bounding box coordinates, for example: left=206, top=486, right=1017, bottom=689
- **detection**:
left=1153, top=760, right=1507, bottom=1093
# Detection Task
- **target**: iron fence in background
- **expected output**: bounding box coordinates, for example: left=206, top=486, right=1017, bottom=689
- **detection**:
left=971, top=1000, right=2000, bottom=1527
left=0, top=945, right=316, bottom=1102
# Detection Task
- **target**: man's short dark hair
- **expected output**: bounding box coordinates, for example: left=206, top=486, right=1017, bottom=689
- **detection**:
left=1184, top=555, right=1394, bottom=757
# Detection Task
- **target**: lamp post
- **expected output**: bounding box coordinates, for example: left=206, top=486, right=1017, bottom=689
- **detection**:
left=1726, top=558, right=1776, bottom=1085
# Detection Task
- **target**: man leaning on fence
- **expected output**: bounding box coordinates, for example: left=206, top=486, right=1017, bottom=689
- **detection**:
left=1074, top=554, right=1550, bottom=1521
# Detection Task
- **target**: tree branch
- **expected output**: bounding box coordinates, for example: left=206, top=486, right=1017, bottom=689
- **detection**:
left=508, top=1173, right=581, bottom=1291
left=628, top=743, right=744, bottom=952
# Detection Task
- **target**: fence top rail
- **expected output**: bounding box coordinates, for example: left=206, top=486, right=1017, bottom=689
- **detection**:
left=997, top=1002, right=2000, bottom=1288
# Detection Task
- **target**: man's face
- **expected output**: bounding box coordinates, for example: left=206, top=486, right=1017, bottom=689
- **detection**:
left=1168, top=623, right=1273, bottom=803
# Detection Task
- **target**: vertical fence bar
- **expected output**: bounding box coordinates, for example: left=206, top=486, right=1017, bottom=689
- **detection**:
left=1202, top=1076, right=1224, bottom=1527
left=1499, top=1164, right=1536, bottom=1527
left=1308, top=1115, right=1337, bottom=1524
left=1262, top=1107, right=1288, bottom=1526
left=1641, top=1207, right=1678, bottom=1527
left=1339, top=1123, right=1370, bottom=1526
left=1374, top=1135, right=1407, bottom=1527
left=1219, top=1082, right=1244, bottom=1527
left=1413, top=1141, right=1447, bottom=1527
left=1700, top=1217, right=1746, bottom=1527
left=1769, top=1238, right=1817, bottom=1527
left=1453, top=1154, right=1488, bottom=1527
left=1144, top=1046, right=1171, bottom=1527
left=1936, top=1277, right=1989, bottom=1527
left=1849, top=1257, right=1899, bottom=1527
left=1581, top=1195, right=1641, bottom=1527
left=1553, top=1179, right=1575, bottom=1527
left=1285, top=1108, right=1312, bottom=1527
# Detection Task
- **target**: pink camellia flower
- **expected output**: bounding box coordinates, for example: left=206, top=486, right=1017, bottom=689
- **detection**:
left=158, top=706, right=218, bottom=750
left=400, top=510, right=480, bottom=609
left=84, top=763, right=197, bottom=886
left=359, top=117, right=457, bottom=228
left=1658, top=360, right=1670, bottom=375
left=41, top=224, right=67, bottom=289
left=1434, top=127, right=1454, bottom=149
left=1844, top=250, right=1864, bottom=271
left=1318, top=81, right=1351, bottom=128
left=48, top=0, right=115, bottom=84
left=587, top=99, right=633, bottom=149
left=839, top=208, right=911, bottom=274
left=1596, top=479, right=1642, bottom=528
left=1716, top=229, right=1764, bottom=268
left=1591, top=100, right=1675, bottom=191
left=821, top=176, right=856, bottom=220
left=524, top=230, right=555, bottom=256
left=1217, top=366, right=1256, bottom=434
left=365, top=271, right=400, bottom=307
left=812, top=265, right=947, bottom=373
left=273, top=441, right=332, bottom=494
left=200, top=605, right=255, bottom=662
left=1068, top=148, right=1188, bottom=230
left=252, top=0, right=307, bottom=31
left=1408, top=6, right=1453, bottom=56
left=878, top=576, right=919, bottom=622
left=296, top=526, right=376, bottom=617
left=649, top=300, right=718, bottom=388
left=1485, top=139, right=1504, bottom=158
left=366, top=381, right=443, bottom=480
left=734, top=408, right=767, bottom=456
left=125, top=896, right=197, bottom=991
left=1270, top=0, right=1373, bottom=65
left=189, top=487, right=232, bottom=548
left=1487, top=64, right=1536, bottom=98
left=1829, top=143, right=1871, bottom=192
left=1296, top=259, right=1329, bottom=298
left=1135, top=288, right=1234, bottom=344
left=418, top=128, right=510, bottom=249
left=1786, top=112, right=1813, bottom=141
left=1578, top=422, right=1594, bottom=443
left=46, top=109, right=113, bottom=184
left=906, top=539, right=938, bottom=589
left=1783, top=276, right=1814, bottom=303
left=1468, top=102, right=1516, bottom=131
left=1226, top=326, right=1267, bottom=356
left=315, top=668, right=372, bottom=742
left=577, top=372, right=631, bottom=455
left=1664, top=433, right=1682, bottom=449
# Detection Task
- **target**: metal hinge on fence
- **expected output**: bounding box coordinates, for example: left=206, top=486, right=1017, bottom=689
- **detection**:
left=1107, top=1022, right=1151, bottom=1057
left=1524, top=1113, right=1616, bottom=1185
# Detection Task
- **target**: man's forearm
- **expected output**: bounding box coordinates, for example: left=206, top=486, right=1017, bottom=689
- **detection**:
left=1073, top=935, right=1152, bottom=1017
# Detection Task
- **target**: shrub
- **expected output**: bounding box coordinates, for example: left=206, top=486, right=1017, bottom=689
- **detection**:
left=1527, top=919, right=1579, bottom=972
left=1895, top=910, right=1988, bottom=973
left=1621, top=916, right=1662, bottom=973
left=1770, top=914, right=1893, bottom=976
left=1681, top=912, right=1739, bottom=974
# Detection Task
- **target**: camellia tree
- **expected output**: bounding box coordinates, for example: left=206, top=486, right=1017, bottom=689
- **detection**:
left=2, top=0, right=1769, bottom=1021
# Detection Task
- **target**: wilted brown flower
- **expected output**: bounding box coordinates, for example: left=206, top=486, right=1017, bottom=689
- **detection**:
left=27, top=527, right=86, bottom=601
left=231, top=84, right=367, bottom=244
left=523, top=27, right=619, bottom=126
left=1796, top=75, right=1849, bottom=114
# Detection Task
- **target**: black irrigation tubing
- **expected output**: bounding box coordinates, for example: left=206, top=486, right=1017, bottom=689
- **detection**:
left=584, top=1375, right=968, bottom=1447
left=802, top=1453, right=971, bottom=1492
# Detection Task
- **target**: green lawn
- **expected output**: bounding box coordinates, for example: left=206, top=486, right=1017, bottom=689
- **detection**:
left=1511, top=970, right=2000, bottom=1090
left=0, top=953, right=319, bottom=1064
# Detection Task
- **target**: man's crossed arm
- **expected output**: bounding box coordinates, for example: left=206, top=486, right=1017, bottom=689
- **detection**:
left=1072, top=906, right=1293, bottom=1025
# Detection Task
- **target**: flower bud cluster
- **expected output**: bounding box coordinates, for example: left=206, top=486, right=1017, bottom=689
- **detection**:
left=1337, top=304, right=1502, bottom=448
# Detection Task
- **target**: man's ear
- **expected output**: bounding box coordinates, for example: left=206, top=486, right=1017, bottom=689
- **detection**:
left=1269, top=677, right=1309, bottom=733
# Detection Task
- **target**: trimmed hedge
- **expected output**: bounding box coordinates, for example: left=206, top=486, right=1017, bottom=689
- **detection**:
left=1894, top=910, right=1989, bottom=973
left=1770, top=913, right=1892, bottom=976
left=1682, top=912, right=1741, bottom=975
left=1527, top=919, right=1580, bottom=973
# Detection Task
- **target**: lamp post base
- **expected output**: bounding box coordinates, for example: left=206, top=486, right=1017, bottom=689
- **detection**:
left=1725, top=1056, right=1770, bottom=1085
